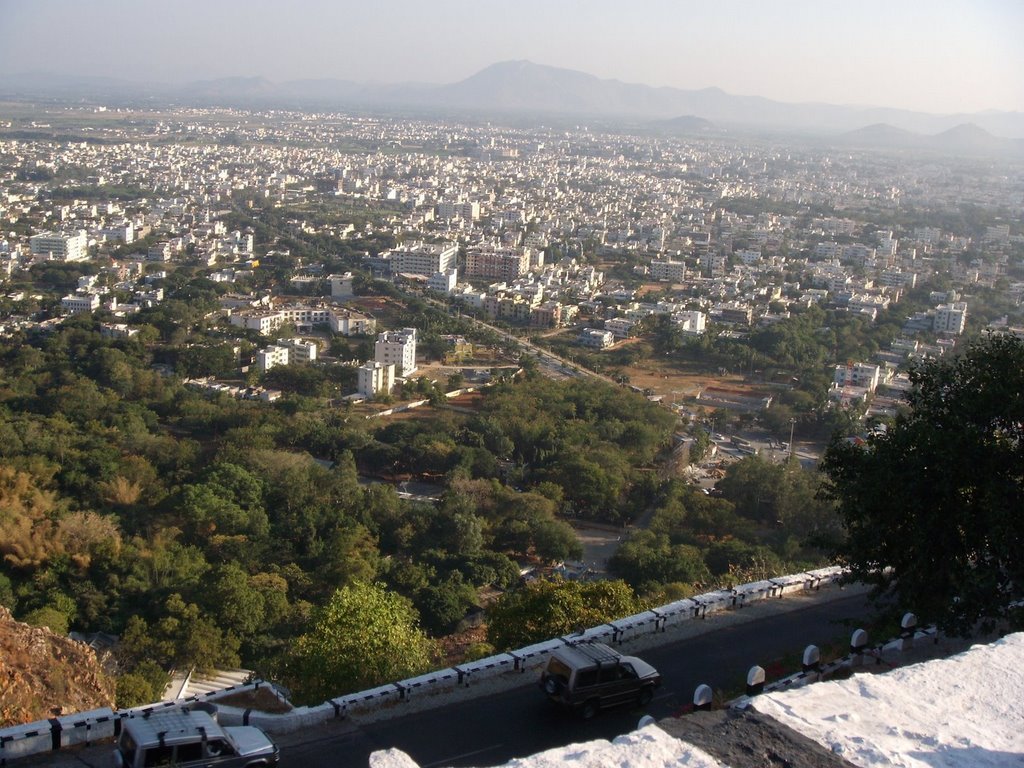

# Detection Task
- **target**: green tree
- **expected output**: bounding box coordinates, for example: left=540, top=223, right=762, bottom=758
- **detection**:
left=821, top=334, right=1024, bottom=635
left=486, top=577, right=640, bottom=650
left=115, top=661, right=170, bottom=708
left=206, top=563, right=267, bottom=640
left=120, top=594, right=240, bottom=672
left=688, top=428, right=712, bottom=464
left=0, top=573, right=13, bottom=608
left=21, top=605, right=70, bottom=634
left=288, top=581, right=435, bottom=703
left=414, top=574, right=477, bottom=636
left=609, top=531, right=711, bottom=590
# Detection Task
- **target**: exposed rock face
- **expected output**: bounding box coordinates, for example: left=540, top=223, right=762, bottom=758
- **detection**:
left=0, top=606, right=116, bottom=727
left=658, top=708, right=858, bottom=768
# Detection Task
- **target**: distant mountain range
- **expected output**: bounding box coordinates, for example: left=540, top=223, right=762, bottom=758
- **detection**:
left=836, top=121, right=1023, bottom=153
left=3, top=60, right=1023, bottom=144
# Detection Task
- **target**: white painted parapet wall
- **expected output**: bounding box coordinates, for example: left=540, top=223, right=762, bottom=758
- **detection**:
left=0, top=567, right=845, bottom=763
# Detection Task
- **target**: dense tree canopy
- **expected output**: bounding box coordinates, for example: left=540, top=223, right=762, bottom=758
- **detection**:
left=0, top=290, right=841, bottom=708
left=821, top=334, right=1024, bottom=635
left=485, top=577, right=641, bottom=651
left=286, top=581, right=436, bottom=703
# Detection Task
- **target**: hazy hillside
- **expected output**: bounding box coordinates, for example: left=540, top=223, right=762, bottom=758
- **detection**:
left=3, top=61, right=1024, bottom=138
left=835, top=121, right=1024, bottom=155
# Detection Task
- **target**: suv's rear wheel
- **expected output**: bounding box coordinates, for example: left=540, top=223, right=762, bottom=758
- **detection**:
left=580, top=699, right=600, bottom=720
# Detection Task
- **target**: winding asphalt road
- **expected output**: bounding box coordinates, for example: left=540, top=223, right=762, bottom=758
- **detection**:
left=278, top=590, right=876, bottom=768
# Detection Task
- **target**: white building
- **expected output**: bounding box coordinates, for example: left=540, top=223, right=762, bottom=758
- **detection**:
left=435, top=200, right=480, bottom=222
left=99, top=222, right=134, bottom=244
left=649, top=259, right=686, bottom=282
left=229, top=305, right=337, bottom=334
left=813, top=242, right=841, bottom=260
left=934, top=302, right=967, bottom=335
left=389, top=241, right=458, bottom=277
left=30, top=231, right=88, bottom=262
left=578, top=328, right=614, bottom=349
left=230, top=311, right=282, bottom=335
left=257, top=345, right=290, bottom=372
left=281, top=338, right=317, bottom=363
left=833, top=362, right=882, bottom=393
left=329, top=273, right=354, bottom=300
left=257, top=338, right=317, bottom=372
left=428, top=268, right=459, bottom=293
left=375, top=327, right=417, bottom=376
left=357, top=361, right=395, bottom=398
left=604, top=317, right=637, bottom=339
left=60, top=293, right=101, bottom=314
left=329, top=308, right=376, bottom=336
left=674, top=310, right=707, bottom=335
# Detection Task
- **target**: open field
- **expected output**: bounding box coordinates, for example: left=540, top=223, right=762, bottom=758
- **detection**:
left=604, top=338, right=760, bottom=409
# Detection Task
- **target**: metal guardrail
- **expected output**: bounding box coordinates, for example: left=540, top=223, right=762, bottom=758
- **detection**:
left=0, top=567, right=848, bottom=760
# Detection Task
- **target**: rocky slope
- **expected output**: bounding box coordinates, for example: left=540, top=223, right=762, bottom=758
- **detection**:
left=0, top=606, right=116, bottom=727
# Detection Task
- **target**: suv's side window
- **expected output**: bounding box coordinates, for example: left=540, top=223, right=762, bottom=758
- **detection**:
left=617, top=663, right=638, bottom=680
left=597, top=665, right=621, bottom=684
left=175, top=742, right=203, bottom=763
left=143, top=746, right=174, bottom=767
left=575, top=669, right=599, bottom=688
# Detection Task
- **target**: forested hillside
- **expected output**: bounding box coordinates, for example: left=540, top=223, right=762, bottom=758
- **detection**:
left=0, top=312, right=836, bottom=706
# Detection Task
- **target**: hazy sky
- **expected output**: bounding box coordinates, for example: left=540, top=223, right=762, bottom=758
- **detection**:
left=1, top=0, right=1022, bottom=114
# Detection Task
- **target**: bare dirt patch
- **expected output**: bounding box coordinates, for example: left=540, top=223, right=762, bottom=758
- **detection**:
left=610, top=344, right=753, bottom=406
left=211, top=686, right=293, bottom=714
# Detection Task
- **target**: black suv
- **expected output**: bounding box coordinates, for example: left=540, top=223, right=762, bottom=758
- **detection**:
left=539, top=642, right=661, bottom=719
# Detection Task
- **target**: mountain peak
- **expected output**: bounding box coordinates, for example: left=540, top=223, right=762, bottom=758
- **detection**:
left=935, top=122, right=992, bottom=139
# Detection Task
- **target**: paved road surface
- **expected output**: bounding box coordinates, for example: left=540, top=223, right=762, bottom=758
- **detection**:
left=19, top=590, right=877, bottom=768
left=278, top=590, right=875, bottom=768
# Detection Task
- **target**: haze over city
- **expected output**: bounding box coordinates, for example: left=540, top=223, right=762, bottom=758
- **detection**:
left=1, top=0, right=1022, bottom=115
left=1, top=0, right=1023, bottom=763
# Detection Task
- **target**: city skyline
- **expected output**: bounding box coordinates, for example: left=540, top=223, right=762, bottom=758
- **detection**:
left=1, top=0, right=1022, bottom=116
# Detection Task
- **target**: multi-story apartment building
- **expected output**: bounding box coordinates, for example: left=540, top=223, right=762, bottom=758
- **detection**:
left=604, top=317, right=637, bottom=339
left=257, top=345, right=290, bottom=372
left=329, top=309, right=376, bottom=336
left=60, top=293, right=101, bottom=314
left=464, top=245, right=531, bottom=282
left=358, top=361, right=395, bottom=398
left=649, top=258, right=686, bottom=282
left=30, top=230, right=88, bottom=262
left=833, top=362, right=882, bottom=393
left=257, top=338, right=317, bottom=373
left=147, top=242, right=173, bottom=262
left=389, top=241, right=458, bottom=277
left=530, top=301, right=563, bottom=328
left=99, top=222, right=135, bottom=243
left=428, top=268, right=459, bottom=293
left=674, top=311, right=707, bottom=335
left=230, top=304, right=365, bottom=334
left=878, top=269, right=917, bottom=289
left=934, top=302, right=968, bottom=335
left=436, top=201, right=480, bottom=222
left=578, top=328, right=614, bottom=349
left=716, top=302, right=753, bottom=325
left=375, top=327, right=417, bottom=377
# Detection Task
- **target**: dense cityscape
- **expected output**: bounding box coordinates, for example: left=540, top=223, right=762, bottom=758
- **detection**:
left=0, top=91, right=1022, bottom=767
left=3, top=1, right=1023, bottom=764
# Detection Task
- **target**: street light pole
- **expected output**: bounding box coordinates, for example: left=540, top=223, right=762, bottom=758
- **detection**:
left=788, top=418, right=796, bottom=462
